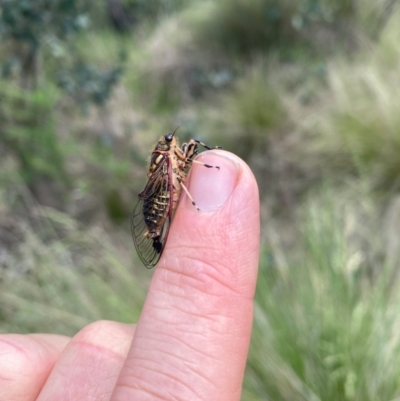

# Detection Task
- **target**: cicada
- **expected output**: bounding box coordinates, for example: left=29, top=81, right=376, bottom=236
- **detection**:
left=131, top=129, right=221, bottom=268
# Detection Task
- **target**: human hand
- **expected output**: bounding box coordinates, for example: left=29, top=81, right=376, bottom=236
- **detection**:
left=0, top=150, right=260, bottom=401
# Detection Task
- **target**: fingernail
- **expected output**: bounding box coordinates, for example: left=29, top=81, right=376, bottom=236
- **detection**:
left=186, top=151, right=239, bottom=212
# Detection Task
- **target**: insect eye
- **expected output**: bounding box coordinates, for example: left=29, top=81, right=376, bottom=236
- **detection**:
left=165, top=133, right=173, bottom=142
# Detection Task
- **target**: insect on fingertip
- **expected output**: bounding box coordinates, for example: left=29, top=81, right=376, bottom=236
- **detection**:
left=132, top=131, right=222, bottom=268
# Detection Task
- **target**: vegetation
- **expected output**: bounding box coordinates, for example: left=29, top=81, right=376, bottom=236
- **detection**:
left=245, top=188, right=400, bottom=400
left=1, top=0, right=400, bottom=399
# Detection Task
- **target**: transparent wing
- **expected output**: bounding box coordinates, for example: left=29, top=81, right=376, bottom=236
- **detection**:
left=131, top=157, right=172, bottom=269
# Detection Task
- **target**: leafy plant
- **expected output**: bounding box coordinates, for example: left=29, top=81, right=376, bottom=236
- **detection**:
left=187, top=0, right=300, bottom=57
left=0, top=82, right=67, bottom=186
left=0, top=0, right=123, bottom=106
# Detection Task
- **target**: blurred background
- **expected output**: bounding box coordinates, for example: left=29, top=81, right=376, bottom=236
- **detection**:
left=1, top=0, right=400, bottom=399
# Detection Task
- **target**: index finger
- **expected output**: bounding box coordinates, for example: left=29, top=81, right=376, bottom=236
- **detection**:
left=113, top=150, right=260, bottom=401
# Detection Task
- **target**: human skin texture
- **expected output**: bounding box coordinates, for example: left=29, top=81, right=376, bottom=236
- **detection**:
left=0, top=150, right=260, bottom=401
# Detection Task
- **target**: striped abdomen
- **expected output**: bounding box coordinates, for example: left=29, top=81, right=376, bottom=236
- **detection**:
left=143, top=183, right=170, bottom=235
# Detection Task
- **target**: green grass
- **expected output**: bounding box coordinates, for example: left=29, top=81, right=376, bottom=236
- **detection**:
left=3, top=183, right=400, bottom=400
left=0, top=191, right=146, bottom=336
left=203, top=61, right=287, bottom=160
left=314, top=10, right=400, bottom=189
left=244, top=188, right=400, bottom=401
left=0, top=82, right=67, bottom=185
left=2, top=1, right=400, bottom=400
left=185, top=0, right=299, bottom=56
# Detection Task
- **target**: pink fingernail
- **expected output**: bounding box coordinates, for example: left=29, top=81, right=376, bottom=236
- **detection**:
left=186, top=151, right=239, bottom=212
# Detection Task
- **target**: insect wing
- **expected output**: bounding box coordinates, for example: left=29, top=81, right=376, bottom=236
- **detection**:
left=131, top=156, right=173, bottom=268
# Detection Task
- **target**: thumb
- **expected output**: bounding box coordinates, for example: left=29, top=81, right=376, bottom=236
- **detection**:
left=113, top=150, right=260, bottom=401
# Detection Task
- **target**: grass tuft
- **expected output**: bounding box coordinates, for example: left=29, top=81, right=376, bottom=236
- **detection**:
left=244, top=187, right=400, bottom=400
left=0, top=187, right=145, bottom=335
left=205, top=62, right=287, bottom=160
left=316, top=11, right=400, bottom=189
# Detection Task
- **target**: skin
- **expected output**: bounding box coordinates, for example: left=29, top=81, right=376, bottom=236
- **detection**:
left=0, top=150, right=260, bottom=401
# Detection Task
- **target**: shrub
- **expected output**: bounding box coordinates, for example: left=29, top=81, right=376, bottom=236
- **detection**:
left=187, top=0, right=300, bottom=57
left=0, top=82, right=67, bottom=186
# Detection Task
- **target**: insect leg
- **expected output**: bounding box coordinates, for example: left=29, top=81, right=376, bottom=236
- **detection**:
left=177, top=176, right=200, bottom=211
left=179, top=139, right=222, bottom=162
left=187, top=158, right=220, bottom=170
left=193, top=140, right=222, bottom=150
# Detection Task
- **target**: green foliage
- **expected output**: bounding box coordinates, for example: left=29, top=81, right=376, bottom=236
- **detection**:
left=316, top=11, right=400, bottom=189
left=187, top=0, right=299, bottom=56
left=230, top=70, right=285, bottom=131
left=89, top=134, right=132, bottom=185
left=244, top=190, right=400, bottom=400
left=0, top=0, right=122, bottom=106
left=183, top=0, right=366, bottom=58
left=294, top=0, right=355, bottom=27
left=2, top=2, right=400, bottom=399
left=0, top=0, right=88, bottom=45
left=122, top=0, right=188, bottom=21
left=0, top=82, right=67, bottom=185
left=0, top=202, right=145, bottom=335
left=289, top=0, right=393, bottom=36
left=105, top=189, right=129, bottom=223
left=351, top=0, right=397, bottom=38
left=0, top=0, right=89, bottom=89
left=206, top=63, right=287, bottom=159
left=57, top=61, right=123, bottom=108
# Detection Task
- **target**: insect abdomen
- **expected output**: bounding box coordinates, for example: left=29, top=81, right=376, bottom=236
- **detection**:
left=141, top=172, right=170, bottom=237
left=143, top=193, right=169, bottom=229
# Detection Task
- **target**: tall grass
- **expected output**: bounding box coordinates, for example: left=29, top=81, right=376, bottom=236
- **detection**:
left=2, top=1, right=400, bottom=400
left=0, top=186, right=146, bottom=336
left=244, top=188, right=400, bottom=401
left=3, top=183, right=400, bottom=400
left=316, top=11, right=400, bottom=189
left=204, top=62, right=287, bottom=160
